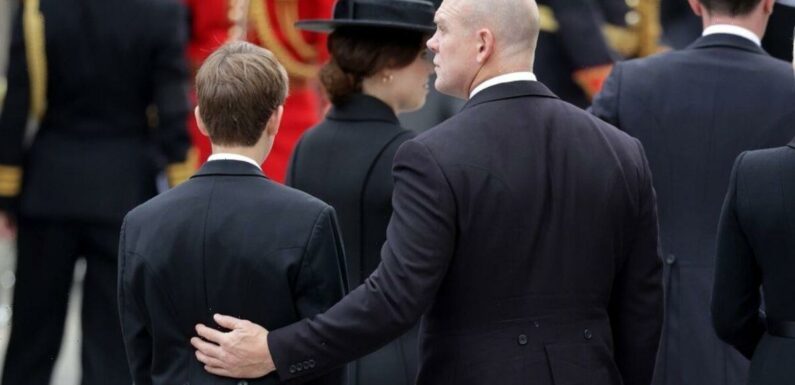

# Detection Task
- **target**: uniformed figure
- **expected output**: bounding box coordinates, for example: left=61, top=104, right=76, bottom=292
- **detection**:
left=286, top=2, right=435, bottom=383
left=0, top=0, right=191, bottom=383
left=535, top=0, right=662, bottom=107
left=184, top=0, right=334, bottom=183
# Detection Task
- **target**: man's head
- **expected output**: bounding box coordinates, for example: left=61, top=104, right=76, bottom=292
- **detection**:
left=427, top=0, right=540, bottom=99
left=195, top=42, right=288, bottom=150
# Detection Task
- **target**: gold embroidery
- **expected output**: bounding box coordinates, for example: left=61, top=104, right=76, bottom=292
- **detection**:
left=166, top=147, right=199, bottom=188
left=0, top=166, right=22, bottom=197
left=537, top=2, right=661, bottom=58
left=538, top=5, right=559, bottom=33
left=276, top=0, right=317, bottom=61
left=23, top=0, right=47, bottom=121
left=249, top=0, right=319, bottom=79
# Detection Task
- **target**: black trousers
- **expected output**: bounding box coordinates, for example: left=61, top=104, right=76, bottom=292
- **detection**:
left=1, top=217, right=131, bottom=385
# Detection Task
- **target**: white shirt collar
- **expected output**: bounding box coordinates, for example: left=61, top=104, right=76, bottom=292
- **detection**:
left=469, top=72, right=537, bottom=99
left=702, top=24, right=761, bottom=46
left=207, top=153, right=261, bottom=168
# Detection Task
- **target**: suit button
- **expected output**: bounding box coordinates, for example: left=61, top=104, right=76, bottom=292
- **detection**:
left=517, top=334, right=528, bottom=346
left=289, top=365, right=297, bottom=374
left=308, top=359, right=316, bottom=368
left=533, top=320, right=540, bottom=328
left=666, top=254, right=676, bottom=265
left=584, top=329, right=593, bottom=340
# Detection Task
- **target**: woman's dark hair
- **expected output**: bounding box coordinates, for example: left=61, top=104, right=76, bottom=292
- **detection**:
left=320, top=27, right=427, bottom=105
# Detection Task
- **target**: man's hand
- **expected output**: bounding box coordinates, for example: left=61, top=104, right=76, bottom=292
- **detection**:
left=191, top=314, right=276, bottom=379
left=0, top=211, right=16, bottom=240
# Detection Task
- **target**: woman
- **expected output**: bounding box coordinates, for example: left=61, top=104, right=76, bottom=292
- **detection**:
left=711, top=40, right=795, bottom=385
left=288, top=1, right=435, bottom=384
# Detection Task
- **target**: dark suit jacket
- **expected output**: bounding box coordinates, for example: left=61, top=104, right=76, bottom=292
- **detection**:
left=288, top=94, right=418, bottom=385
left=269, top=81, right=664, bottom=385
left=0, top=0, right=190, bottom=222
left=591, top=33, right=795, bottom=385
left=118, top=160, right=347, bottom=385
left=712, top=142, right=795, bottom=385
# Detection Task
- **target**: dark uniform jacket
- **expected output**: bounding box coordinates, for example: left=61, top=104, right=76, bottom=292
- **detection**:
left=0, top=0, right=191, bottom=222
left=119, top=160, right=347, bottom=385
left=287, top=94, right=418, bottom=385
left=591, top=33, right=795, bottom=385
left=270, top=81, right=664, bottom=385
left=712, top=142, right=795, bottom=385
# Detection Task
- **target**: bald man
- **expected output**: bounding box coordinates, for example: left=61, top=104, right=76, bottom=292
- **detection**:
left=192, top=1, right=664, bottom=384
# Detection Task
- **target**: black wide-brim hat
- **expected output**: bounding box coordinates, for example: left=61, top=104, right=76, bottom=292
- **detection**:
left=295, top=0, right=436, bottom=33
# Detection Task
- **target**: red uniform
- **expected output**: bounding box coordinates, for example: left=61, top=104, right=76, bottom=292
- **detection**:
left=185, top=0, right=333, bottom=182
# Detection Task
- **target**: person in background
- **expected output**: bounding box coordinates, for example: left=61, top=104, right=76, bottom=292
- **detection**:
left=119, top=41, right=346, bottom=385
left=761, top=0, right=795, bottom=61
left=534, top=0, right=663, bottom=108
left=286, top=1, right=435, bottom=383
left=710, top=37, right=795, bottom=385
left=184, top=0, right=334, bottom=183
left=0, top=0, right=192, bottom=383
left=591, top=0, right=795, bottom=384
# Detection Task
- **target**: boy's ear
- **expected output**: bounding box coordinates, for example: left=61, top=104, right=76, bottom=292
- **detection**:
left=195, top=107, right=210, bottom=137
left=266, top=105, right=284, bottom=136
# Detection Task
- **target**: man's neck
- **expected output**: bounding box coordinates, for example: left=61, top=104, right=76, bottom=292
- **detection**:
left=702, top=14, right=765, bottom=41
left=210, top=145, right=267, bottom=165
left=467, top=62, right=534, bottom=99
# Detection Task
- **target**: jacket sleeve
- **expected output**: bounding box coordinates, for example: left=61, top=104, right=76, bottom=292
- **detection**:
left=589, top=62, right=622, bottom=127
left=268, top=139, right=457, bottom=384
left=0, top=6, right=29, bottom=213
left=117, top=218, right=154, bottom=385
left=151, top=1, right=193, bottom=187
left=608, top=139, right=664, bottom=385
left=711, top=152, right=765, bottom=359
left=549, top=0, right=614, bottom=69
left=547, top=0, right=615, bottom=98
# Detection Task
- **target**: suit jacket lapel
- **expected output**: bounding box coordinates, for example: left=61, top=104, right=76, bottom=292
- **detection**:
left=462, top=81, right=559, bottom=111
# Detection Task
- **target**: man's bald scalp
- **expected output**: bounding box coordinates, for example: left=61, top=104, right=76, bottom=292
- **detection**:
left=458, top=0, right=540, bottom=55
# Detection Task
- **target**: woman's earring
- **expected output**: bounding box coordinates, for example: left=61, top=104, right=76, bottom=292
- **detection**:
left=382, top=74, right=394, bottom=83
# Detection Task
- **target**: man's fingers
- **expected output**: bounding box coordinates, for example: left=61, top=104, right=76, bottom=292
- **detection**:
left=195, top=323, right=226, bottom=344
left=195, top=349, right=227, bottom=368
left=190, top=336, right=224, bottom=360
left=214, top=313, right=245, bottom=330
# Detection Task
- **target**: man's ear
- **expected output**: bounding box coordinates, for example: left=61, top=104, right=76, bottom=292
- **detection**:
left=687, top=0, right=703, bottom=17
left=762, top=0, right=775, bottom=14
left=475, top=28, right=495, bottom=64
left=195, top=106, right=210, bottom=137
left=266, top=105, right=284, bottom=137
